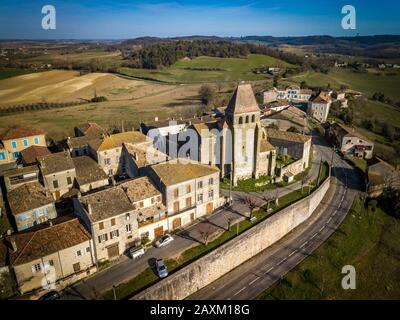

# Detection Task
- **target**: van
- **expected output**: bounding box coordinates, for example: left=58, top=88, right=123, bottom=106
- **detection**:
left=129, top=246, right=146, bottom=259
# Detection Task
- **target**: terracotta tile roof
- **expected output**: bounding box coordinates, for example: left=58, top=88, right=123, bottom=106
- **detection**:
left=20, top=146, right=50, bottom=165
left=68, top=135, right=103, bottom=149
left=267, top=128, right=311, bottom=143
left=75, top=122, right=106, bottom=137
left=260, top=139, right=275, bottom=153
left=368, top=160, right=400, bottom=188
left=286, top=85, right=300, bottom=90
left=310, top=91, right=331, bottom=104
left=3, top=165, right=39, bottom=178
left=97, top=131, right=148, bottom=152
left=150, top=160, right=220, bottom=186
left=124, top=143, right=168, bottom=168
left=330, top=123, right=373, bottom=144
left=137, top=204, right=166, bottom=221
left=79, top=186, right=133, bottom=222
left=0, top=126, right=44, bottom=141
left=7, top=216, right=91, bottom=265
left=72, top=156, right=108, bottom=186
left=37, top=151, right=75, bottom=176
left=7, top=182, right=53, bottom=216
left=226, top=84, right=260, bottom=115
left=119, top=177, right=161, bottom=203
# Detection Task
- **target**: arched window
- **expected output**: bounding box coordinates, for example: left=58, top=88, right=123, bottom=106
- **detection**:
left=245, top=116, right=249, bottom=123
left=238, top=117, right=243, bottom=124
left=251, top=114, right=256, bottom=122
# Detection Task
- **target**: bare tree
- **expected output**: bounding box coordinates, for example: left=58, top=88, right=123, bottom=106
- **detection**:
left=244, top=196, right=258, bottom=219
left=262, top=193, right=275, bottom=212
left=199, top=223, right=213, bottom=246
left=224, top=214, right=234, bottom=231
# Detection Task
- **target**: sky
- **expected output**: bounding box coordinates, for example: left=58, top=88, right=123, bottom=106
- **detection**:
left=0, top=0, right=399, bottom=39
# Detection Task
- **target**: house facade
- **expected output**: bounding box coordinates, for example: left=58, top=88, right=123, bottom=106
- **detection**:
left=0, top=126, right=46, bottom=164
left=307, top=91, right=332, bottom=123
left=4, top=217, right=95, bottom=294
left=7, top=182, right=57, bottom=231
left=326, top=123, right=374, bottom=159
left=148, top=161, right=223, bottom=230
left=38, top=151, right=76, bottom=200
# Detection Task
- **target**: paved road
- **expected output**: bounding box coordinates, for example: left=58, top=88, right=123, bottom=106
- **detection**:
left=61, top=132, right=324, bottom=300
left=189, top=134, right=362, bottom=300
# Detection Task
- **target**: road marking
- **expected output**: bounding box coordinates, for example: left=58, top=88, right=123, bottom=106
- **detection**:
left=288, top=250, right=296, bottom=257
left=232, top=286, right=247, bottom=297
left=249, top=277, right=259, bottom=286
left=319, top=226, right=325, bottom=232
left=327, top=216, right=332, bottom=223
left=300, top=241, right=308, bottom=248
left=277, top=257, right=287, bottom=266
left=264, top=267, right=274, bottom=274
left=310, top=233, right=318, bottom=239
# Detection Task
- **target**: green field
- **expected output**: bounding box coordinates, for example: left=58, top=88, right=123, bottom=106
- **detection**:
left=119, top=54, right=296, bottom=83
left=258, top=195, right=400, bottom=300
left=291, top=68, right=400, bottom=101
left=0, top=68, right=40, bottom=80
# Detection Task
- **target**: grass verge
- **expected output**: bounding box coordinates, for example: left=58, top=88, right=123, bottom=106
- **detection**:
left=258, top=194, right=400, bottom=299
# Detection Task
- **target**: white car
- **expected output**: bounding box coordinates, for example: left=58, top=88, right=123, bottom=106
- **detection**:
left=155, top=234, right=174, bottom=248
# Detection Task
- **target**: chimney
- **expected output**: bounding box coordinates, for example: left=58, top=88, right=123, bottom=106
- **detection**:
left=87, top=203, right=92, bottom=215
left=10, top=237, right=17, bottom=253
left=154, top=116, right=159, bottom=122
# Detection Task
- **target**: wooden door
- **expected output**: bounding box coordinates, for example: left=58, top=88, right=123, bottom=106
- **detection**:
left=107, top=243, right=119, bottom=259
left=190, top=213, right=195, bottom=222
left=172, top=218, right=181, bottom=230
left=154, top=226, right=164, bottom=238
left=206, top=202, right=213, bottom=214
left=55, top=190, right=61, bottom=200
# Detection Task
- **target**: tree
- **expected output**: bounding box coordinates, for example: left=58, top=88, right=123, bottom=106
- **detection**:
left=273, top=76, right=279, bottom=88
left=361, top=119, right=374, bottom=131
left=244, top=196, right=258, bottom=219
left=199, top=223, right=213, bottom=246
left=198, top=85, right=215, bottom=107
left=300, top=81, right=308, bottom=89
left=379, top=187, right=400, bottom=219
left=268, top=123, right=279, bottom=130
left=381, top=122, right=395, bottom=141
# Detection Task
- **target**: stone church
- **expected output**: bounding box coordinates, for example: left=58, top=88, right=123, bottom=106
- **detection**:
left=189, top=83, right=276, bottom=185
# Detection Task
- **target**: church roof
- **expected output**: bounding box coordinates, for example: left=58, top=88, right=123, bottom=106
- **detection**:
left=226, top=84, right=260, bottom=115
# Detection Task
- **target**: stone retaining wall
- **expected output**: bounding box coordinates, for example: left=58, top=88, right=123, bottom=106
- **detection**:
left=133, top=177, right=331, bottom=300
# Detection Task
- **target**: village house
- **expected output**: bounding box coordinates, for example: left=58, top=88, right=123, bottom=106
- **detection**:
left=121, top=142, right=168, bottom=178
left=74, top=122, right=106, bottom=138
left=148, top=160, right=223, bottom=230
left=326, top=123, right=374, bottom=159
left=0, top=126, right=46, bottom=164
left=262, top=105, right=309, bottom=134
left=20, top=145, right=51, bottom=166
left=307, top=91, right=332, bottom=123
left=74, top=176, right=167, bottom=260
left=266, top=128, right=312, bottom=180
left=7, top=182, right=57, bottom=231
left=73, top=184, right=138, bottom=261
left=72, top=156, right=109, bottom=193
left=3, top=165, right=40, bottom=192
left=92, top=131, right=152, bottom=177
left=2, top=217, right=95, bottom=294
left=367, top=159, right=400, bottom=197
left=120, top=177, right=167, bottom=242
left=266, top=85, right=312, bottom=103
left=37, top=151, right=76, bottom=200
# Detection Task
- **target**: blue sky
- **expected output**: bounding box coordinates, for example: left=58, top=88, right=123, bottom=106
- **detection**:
left=0, top=0, right=399, bottom=39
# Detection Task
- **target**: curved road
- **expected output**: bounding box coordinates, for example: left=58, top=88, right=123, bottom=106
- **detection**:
left=189, top=134, right=362, bottom=300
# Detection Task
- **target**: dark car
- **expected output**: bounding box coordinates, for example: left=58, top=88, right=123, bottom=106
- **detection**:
left=39, top=291, right=60, bottom=300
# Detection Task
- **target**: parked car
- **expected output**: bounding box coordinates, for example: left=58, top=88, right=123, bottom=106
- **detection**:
left=155, top=258, right=168, bottom=278
left=155, top=234, right=174, bottom=248
left=129, top=246, right=146, bottom=259
left=39, top=291, right=60, bottom=300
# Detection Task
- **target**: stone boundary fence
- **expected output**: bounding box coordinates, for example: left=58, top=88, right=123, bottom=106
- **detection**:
left=133, top=177, right=331, bottom=300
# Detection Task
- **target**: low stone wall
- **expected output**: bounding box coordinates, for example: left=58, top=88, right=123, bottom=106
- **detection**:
left=134, top=177, right=331, bottom=300
left=278, top=158, right=304, bottom=178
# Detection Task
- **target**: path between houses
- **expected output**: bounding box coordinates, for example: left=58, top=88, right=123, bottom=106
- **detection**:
left=60, top=134, right=323, bottom=300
